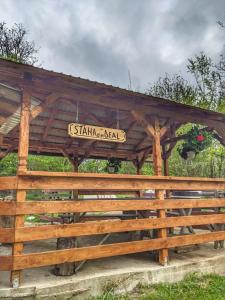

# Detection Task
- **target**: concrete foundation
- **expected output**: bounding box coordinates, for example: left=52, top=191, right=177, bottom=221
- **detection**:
left=0, top=241, right=225, bottom=300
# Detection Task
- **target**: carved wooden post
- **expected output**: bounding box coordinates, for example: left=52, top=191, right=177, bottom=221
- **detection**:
left=131, top=111, right=169, bottom=264
left=153, top=118, right=168, bottom=266
left=11, top=90, right=30, bottom=288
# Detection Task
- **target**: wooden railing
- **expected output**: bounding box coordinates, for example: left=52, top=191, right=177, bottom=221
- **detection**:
left=1, top=172, right=225, bottom=282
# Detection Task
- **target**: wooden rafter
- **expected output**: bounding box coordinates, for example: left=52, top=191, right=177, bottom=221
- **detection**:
left=8, top=92, right=60, bottom=138
left=0, top=99, right=19, bottom=115
left=114, top=120, right=136, bottom=151
left=135, top=134, right=150, bottom=151
left=41, top=104, right=59, bottom=142
left=1, top=59, right=225, bottom=162
left=2, top=137, right=135, bottom=160
left=1, top=58, right=225, bottom=132
left=131, top=110, right=168, bottom=139
left=139, top=147, right=152, bottom=169
left=30, top=92, right=61, bottom=120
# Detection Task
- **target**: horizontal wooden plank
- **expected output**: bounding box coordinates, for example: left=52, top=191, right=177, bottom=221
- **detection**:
left=0, top=201, right=16, bottom=215
left=19, top=171, right=225, bottom=181
left=15, top=214, right=225, bottom=242
left=4, top=198, right=225, bottom=216
left=0, top=228, right=14, bottom=243
left=1, top=173, right=225, bottom=191
left=16, top=172, right=225, bottom=190
left=0, top=176, right=17, bottom=190
left=13, top=231, right=225, bottom=270
left=0, top=256, right=13, bottom=271
left=1, top=198, right=225, bottom=216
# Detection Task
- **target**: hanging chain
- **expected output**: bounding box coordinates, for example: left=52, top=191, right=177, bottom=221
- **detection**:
left=76, top=101, right=79, bottom=123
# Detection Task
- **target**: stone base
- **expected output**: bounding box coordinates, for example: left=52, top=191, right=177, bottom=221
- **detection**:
left=1, top=242, right=225, bottom=299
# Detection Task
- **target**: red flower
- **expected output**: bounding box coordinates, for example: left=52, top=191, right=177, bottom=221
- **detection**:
left=196, top=135, right=205, bottom=142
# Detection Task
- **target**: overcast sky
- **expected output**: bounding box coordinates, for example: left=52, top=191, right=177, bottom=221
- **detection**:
left=0, top=0, right=225, bottom=91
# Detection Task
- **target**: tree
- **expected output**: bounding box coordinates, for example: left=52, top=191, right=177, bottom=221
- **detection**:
left=0, top=23, right=39, bottom=227
left=146, top=54, right=225, bottom=178
left=148, top=54, right=224, bottom=112
left=218, top=13, right=225, bottom=28
left=187, top=53, right=224, bottom=111
left=0, top=22, right=39, bottom=65
left=147, top=74, right=197, bottom=106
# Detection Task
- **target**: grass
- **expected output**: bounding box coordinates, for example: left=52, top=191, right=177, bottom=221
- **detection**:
left=93, top=273, right=225, bottom=300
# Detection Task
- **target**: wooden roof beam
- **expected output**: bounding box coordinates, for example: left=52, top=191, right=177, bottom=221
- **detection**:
left=41, top=105, right=59, bottom=142
left=131, top=110, right=168, bottom=139
left=135, top=134, right=150, bottom=151
left=0, top=99, right=19, bottom=115
left=1, top=59, right=225, bottom=130
left=8, top=92, right=60, bottom=138
left=30, top=92, right=61, bottom=120
left=114, top=120, right=136, bottom=152
left=1, top=138, right=137, bottom=160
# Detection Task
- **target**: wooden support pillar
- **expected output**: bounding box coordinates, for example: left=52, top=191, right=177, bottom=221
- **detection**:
left=131, top=110, right=169, bottom=263
left=152, top=118, right=168, bottom=266
left=11, top=90, right=30, bottom=288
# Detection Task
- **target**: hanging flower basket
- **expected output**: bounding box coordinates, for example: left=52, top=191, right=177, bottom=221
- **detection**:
left=178, top=126, right=213, bottom=160
left=105, top=158, right=122, bottom=173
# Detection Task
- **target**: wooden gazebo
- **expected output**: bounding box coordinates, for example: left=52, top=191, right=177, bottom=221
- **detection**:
left=1, top=58, right=225, bottom=288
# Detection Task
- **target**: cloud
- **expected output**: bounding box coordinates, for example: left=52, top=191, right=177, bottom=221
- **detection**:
left=0, top=0, right=224, bottom=90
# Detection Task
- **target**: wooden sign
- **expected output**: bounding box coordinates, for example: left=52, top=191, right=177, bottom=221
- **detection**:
left=68, top=123, right=126, bottom=143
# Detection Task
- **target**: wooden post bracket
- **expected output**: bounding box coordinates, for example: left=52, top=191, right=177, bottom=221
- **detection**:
left=131, top=110, right=169, bottom=265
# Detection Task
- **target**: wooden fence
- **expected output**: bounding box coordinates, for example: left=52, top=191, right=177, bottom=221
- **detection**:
left=1, top=172, right=225, bottom=282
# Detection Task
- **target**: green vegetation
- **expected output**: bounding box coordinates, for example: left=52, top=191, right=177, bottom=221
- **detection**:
left=0, top=22, right=39, bottom=65
left=1, top=141, right=225, bottom=178
left=148, top=52, right=225, bottom=112
left=0, top=153, right=154, bottom=176
left=177, top=126, right=213, bottom=160
left=93, top=273, right=225, bottom=300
